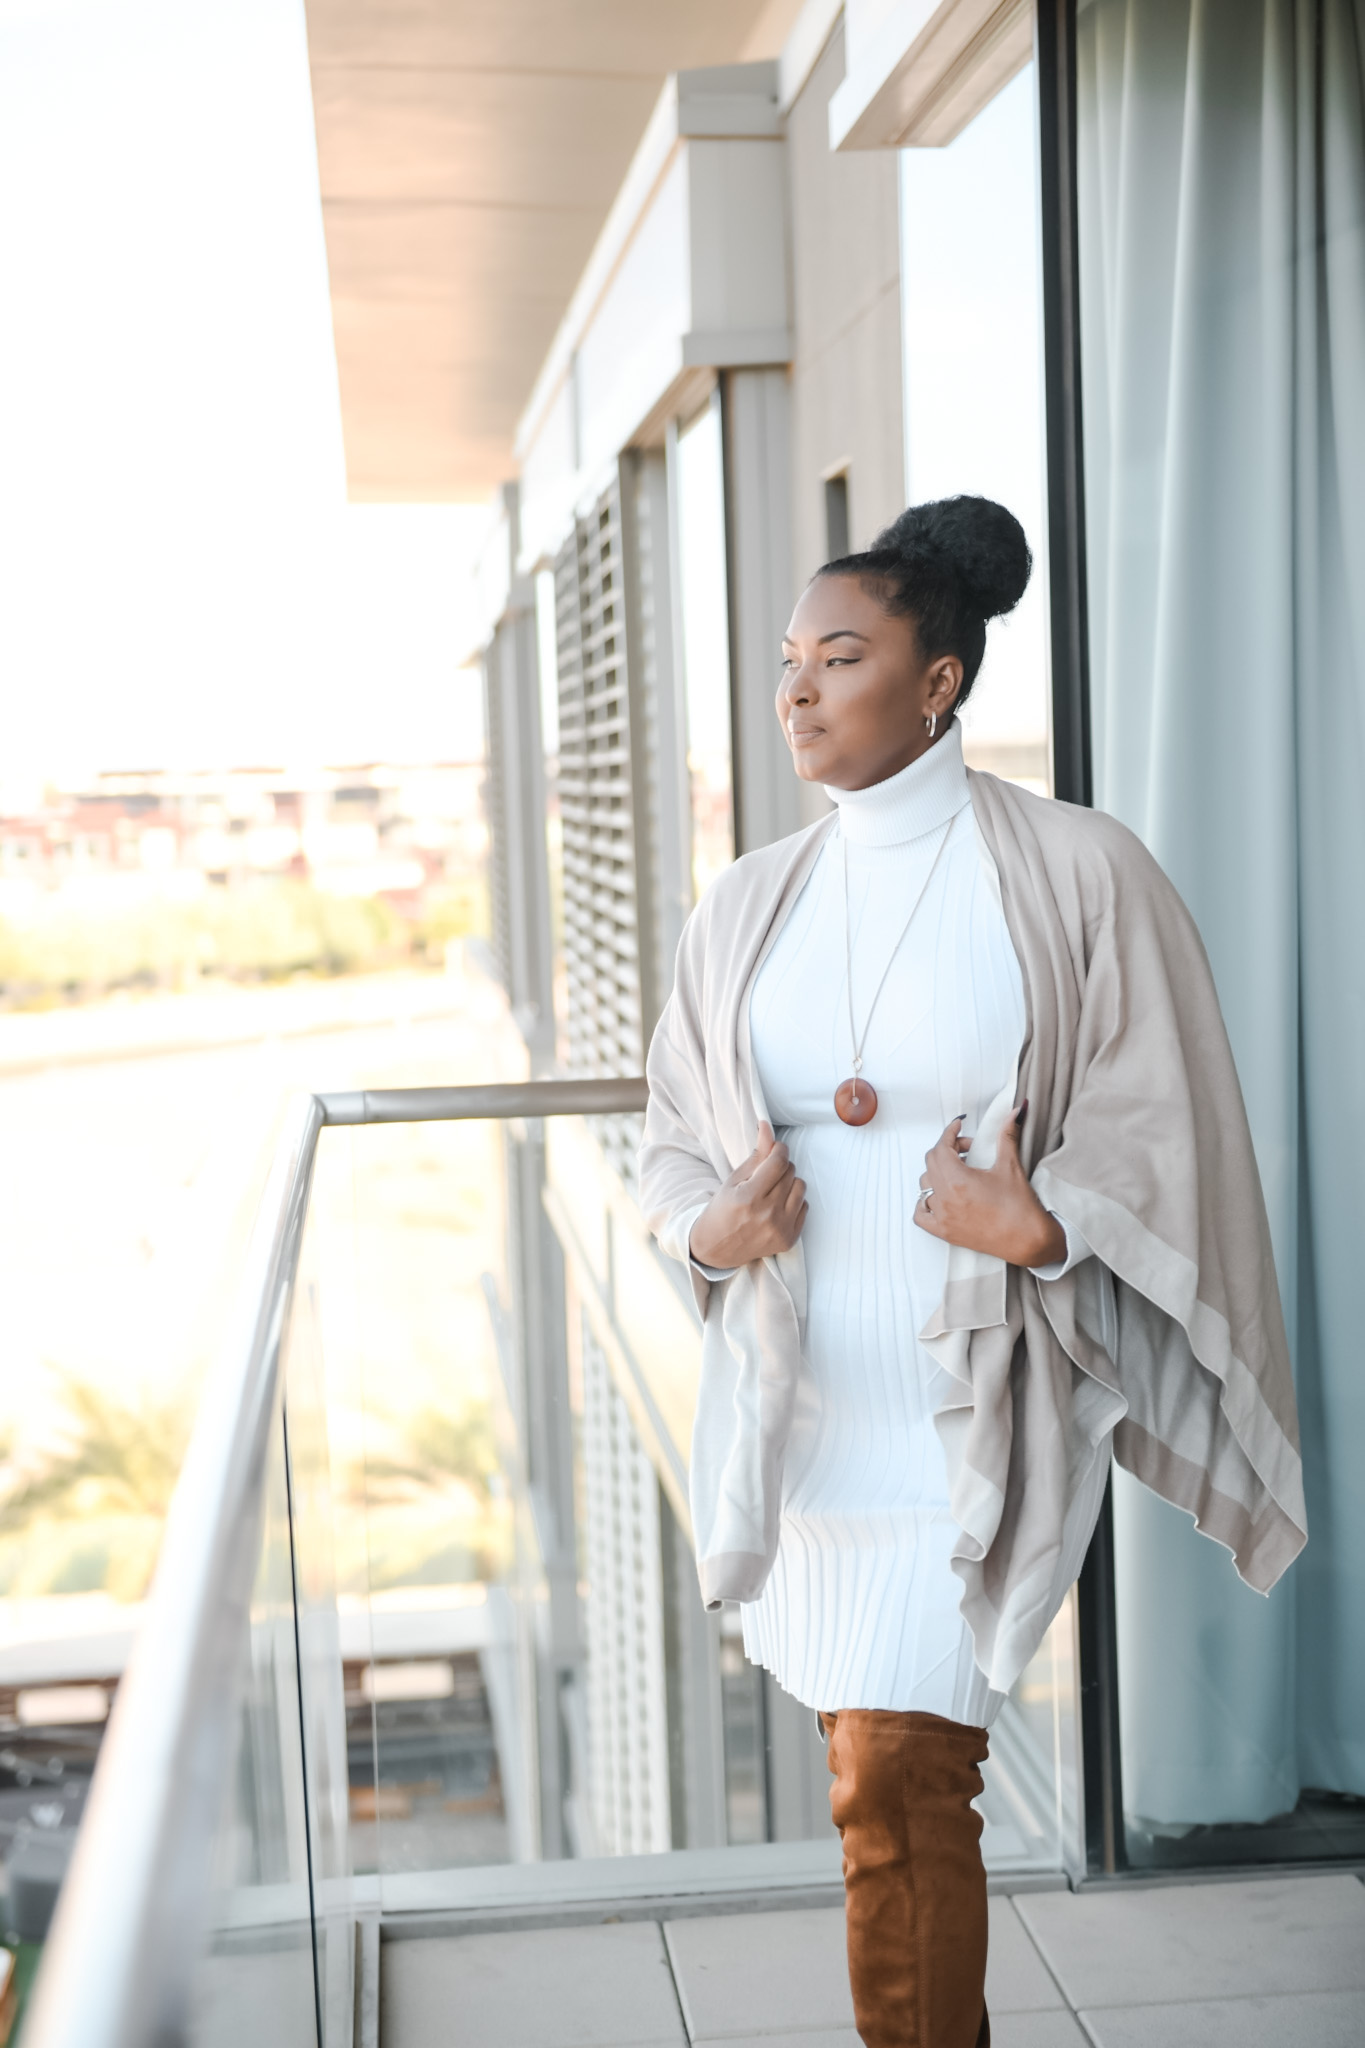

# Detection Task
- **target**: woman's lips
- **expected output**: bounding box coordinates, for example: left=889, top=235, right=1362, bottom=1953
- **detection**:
left=786, top=725, right=824, bottom=747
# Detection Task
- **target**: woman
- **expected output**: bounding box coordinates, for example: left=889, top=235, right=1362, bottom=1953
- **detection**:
left=638, top=497, right=1304, bottom=2048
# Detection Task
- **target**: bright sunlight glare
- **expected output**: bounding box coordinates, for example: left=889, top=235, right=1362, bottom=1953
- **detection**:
left=0, top=0, right=490, bottom=784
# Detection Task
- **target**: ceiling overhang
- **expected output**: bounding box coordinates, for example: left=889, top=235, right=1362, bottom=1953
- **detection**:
left=303, top=0, right=807, bottom=502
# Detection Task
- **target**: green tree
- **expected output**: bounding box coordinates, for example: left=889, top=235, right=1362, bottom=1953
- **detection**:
left=356, top=1400, right=500, bottom=1505
left=0, top=1374, right=191, bottom=1599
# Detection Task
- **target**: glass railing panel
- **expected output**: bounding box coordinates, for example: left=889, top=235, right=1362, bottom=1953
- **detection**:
left=279, top=1208, right=355, bottom=2045
left=187, top=1385, right=317, bottom=2048
left=311, top=1110, right=519, bottom=1883
left=300, top=1105, right=1073, bottom=1906
left=979, top=1593, right=1080, bottom=1875
left=19, top=1076, right=1081, bottom=2048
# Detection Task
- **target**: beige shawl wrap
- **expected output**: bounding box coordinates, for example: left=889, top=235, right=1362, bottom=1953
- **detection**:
left=638, top=771, right=1306, bottom=1695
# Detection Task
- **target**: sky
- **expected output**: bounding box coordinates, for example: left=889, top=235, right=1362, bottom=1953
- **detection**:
left=0, top=0, right=491, bottom=785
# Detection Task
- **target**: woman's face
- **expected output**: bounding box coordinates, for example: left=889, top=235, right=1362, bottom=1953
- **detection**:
left=776, top=573, right=963, bottom=791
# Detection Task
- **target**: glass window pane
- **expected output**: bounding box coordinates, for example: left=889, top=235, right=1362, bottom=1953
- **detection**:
left=897, top=66, right=1080, bottom=1874
left=718, top=1616, right=767, bottom=1847
left=675, top=397, right=736, bottom=897
left=900, top=65, right=1051, bottom=794
left=535, top=564, right=567, bottom=1067
left=1076, top=0, right=1365, bottom=1870
left=534, top=567, right=560, bottom=761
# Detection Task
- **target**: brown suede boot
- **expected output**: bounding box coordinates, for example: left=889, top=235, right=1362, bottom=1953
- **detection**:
left=821, top=1709, right=990, bottom=2048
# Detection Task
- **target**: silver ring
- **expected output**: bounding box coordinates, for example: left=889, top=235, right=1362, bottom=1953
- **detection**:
left=920, top=1187, right=933, bottom=1205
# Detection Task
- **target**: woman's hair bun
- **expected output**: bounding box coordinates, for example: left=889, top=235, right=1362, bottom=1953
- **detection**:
left=818, top=492, right=1032, bottom=702
left=872, top=495, right=1032, bottom=621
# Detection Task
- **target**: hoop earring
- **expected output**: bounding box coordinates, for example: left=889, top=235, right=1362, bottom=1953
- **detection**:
left=925, top=712, right=937, bottom=739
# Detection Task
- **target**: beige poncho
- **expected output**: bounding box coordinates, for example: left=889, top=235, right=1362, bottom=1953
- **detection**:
left=639, top=770, right=1306, bottom=1695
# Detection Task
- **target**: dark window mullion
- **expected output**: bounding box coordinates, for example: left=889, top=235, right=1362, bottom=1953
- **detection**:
left=1036, top=0, right=1124, bottom=1881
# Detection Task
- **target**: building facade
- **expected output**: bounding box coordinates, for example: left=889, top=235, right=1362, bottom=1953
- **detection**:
left=473, top=0, right=1365, bottom=1885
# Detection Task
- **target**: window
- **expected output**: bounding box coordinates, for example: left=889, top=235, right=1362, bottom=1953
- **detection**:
left=900, top=65, right=1050, bottom=793
left=1075, top=0, right=1365, bottom=1874
left=673, top=394, right=735, bottom=900
left=823, top=471, right=850, bottom=561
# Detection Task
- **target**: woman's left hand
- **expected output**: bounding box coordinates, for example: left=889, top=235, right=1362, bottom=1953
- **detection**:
left=913, top=1106, right=1066, bottom=1267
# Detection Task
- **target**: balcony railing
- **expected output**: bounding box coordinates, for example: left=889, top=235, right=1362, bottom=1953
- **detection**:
left=21, top=1077, right=1077, bottom=2048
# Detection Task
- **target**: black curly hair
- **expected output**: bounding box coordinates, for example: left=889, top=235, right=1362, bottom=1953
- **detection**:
left=818, top=495, right=1032, bottom=706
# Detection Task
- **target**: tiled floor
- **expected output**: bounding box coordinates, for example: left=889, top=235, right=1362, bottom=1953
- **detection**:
left=381, top=1871, right=1365, bottom=2048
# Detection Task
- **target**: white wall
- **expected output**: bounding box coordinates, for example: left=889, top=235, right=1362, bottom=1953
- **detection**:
left=786, top=21, right=906, bottom=587
left=515, top=67, right=792, bottom=576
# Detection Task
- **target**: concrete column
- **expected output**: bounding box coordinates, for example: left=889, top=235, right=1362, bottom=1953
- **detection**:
left=721, top=367, right=804, bottom=855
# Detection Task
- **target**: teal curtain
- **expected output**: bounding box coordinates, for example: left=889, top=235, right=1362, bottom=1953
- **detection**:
left=1077, top=0, right=1365, bottom=1827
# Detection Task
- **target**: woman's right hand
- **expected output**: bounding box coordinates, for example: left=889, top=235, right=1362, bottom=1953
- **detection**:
left=688, top=1122, right=807, bottom=1268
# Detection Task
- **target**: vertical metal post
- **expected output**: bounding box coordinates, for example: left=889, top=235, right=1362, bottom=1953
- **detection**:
left=1036, top=0, right=1093, bottom=811
left=1036, top=0, right=1124, bottom=1876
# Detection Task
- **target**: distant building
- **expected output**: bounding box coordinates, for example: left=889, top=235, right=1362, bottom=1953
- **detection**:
left=0, top=761, right=486, bottom=915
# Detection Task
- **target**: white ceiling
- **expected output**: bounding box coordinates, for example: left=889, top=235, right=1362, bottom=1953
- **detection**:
left=304, top=0, right=808, bottom=501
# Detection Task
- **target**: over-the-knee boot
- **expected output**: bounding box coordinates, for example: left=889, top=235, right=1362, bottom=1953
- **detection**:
left=821, top=1709, right=990, bottom=2048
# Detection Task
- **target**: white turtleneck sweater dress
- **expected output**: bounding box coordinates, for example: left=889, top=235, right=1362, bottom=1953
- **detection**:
left=731, top=727, right=1086, bottom=1727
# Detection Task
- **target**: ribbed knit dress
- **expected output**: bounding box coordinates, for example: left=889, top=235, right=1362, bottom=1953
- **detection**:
left=737, top=726, right=1083, bottom=1728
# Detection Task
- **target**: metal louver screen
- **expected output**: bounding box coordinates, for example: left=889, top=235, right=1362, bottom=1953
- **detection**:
left=554, top=482, right=646, bottom=1086
left=580, top=1314, right=671, bottom=1857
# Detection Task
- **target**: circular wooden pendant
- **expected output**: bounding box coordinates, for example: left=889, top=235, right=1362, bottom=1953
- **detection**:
left=834, top=1078, right=878, bottom=1126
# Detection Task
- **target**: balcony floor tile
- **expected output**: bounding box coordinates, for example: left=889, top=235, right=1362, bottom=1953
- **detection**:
left=664, top=1906, right=853, bottom=2040
left=377, top=1869, right=1365, bottom=2048
left=1078, top=1988, right=1365, bottom=2048
left=1017, top=1875, right=1365, bottom=2010
left=986, top=1898, right=1068, bottom=2012
left=381, top=1921, right=687, bottom=2047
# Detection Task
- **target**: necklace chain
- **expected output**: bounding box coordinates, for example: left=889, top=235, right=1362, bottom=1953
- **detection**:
left=841, top=821, right=954, bottom=1077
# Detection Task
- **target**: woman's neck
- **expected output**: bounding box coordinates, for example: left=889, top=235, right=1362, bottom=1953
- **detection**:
left=826, top=722, right=969, bottom=848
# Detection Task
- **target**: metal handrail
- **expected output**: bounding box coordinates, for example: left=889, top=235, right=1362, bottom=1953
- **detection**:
left=24, top=1077, right=648, bottom=2048
left=319, top=1075, right=648, bottom=1125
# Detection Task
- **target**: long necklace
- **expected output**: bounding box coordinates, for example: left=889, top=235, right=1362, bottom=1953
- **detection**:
left=835, top=821, right=953, bottom=1127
